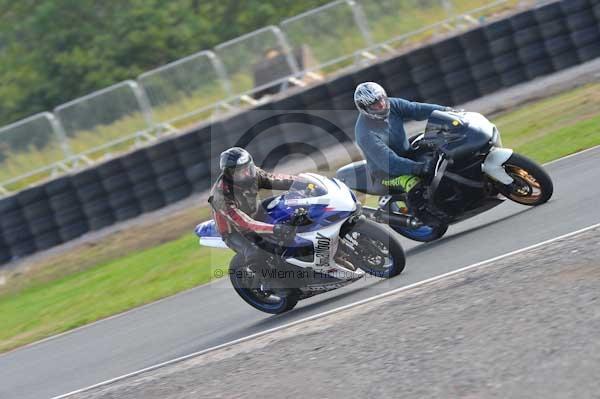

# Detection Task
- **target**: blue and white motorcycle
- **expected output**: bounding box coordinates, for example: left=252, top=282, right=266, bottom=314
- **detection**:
left=196, top=173, right=406, bottom=314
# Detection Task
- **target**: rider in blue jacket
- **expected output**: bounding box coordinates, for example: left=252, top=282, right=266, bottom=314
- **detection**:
left=354, top=82, right=450, bottom=192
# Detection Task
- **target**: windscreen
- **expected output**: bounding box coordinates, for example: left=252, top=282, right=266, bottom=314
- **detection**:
left=424, top=111, right=467, bottom=137
left=288, top=175, right=328, bottom=198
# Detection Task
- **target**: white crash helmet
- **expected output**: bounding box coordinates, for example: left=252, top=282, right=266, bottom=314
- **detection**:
left=354, top=82, right=390, bottom=120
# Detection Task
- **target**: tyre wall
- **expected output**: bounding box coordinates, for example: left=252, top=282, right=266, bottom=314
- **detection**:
left=1, top=0, right=599, bottom=265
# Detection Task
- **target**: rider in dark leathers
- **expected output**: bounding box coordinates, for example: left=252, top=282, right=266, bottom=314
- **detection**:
left=208, top=147, right=299, bottom=261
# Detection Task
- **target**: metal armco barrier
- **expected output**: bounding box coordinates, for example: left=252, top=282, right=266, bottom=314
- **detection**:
left=1, top=0, right=600, bottom=265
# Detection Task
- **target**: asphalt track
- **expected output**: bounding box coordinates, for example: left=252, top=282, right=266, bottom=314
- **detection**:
left=1, top=146, right=599, bottom=399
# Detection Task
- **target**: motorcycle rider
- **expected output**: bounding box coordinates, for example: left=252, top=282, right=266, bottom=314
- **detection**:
left=208, top=147, right=300, bottom=263
left=354, top=82, right=454, bottom=216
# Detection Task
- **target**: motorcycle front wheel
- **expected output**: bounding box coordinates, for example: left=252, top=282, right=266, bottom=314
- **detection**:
left=229, top=254, right=299, bottom=314
left=340, top=219, right=406, bottom=278
left=498, top=153, right=553, bottom=206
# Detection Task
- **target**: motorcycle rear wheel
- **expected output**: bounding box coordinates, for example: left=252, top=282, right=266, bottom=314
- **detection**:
left=229, top=254, right=299, bottom=314
left=498, top=153, right=553, bottom=206
left=387, top=200, right=448, bottom=242
left=341, top=219, right=406, bottom=278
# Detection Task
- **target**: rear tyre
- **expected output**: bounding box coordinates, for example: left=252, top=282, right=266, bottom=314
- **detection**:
left=229, top=254, right=299, bottom=314
left=498, top=153, right=553, bottom=206
left=341, top=219, right=405, bottom=278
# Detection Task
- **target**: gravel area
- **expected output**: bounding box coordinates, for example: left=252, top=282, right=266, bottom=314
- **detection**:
left=69, top=226, right=600, bottom=399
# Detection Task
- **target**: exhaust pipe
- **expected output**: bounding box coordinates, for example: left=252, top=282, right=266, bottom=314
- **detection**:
left=361, top=206, right=422, bottom=228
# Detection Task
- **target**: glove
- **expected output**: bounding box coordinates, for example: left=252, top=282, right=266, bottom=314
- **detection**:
left=273, top=223, right=296, bottom=245
left=415, top=159, right=435, bottom=177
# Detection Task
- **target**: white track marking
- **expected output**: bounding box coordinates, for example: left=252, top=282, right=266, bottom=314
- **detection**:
left=51, top=221, right=600, bottom=399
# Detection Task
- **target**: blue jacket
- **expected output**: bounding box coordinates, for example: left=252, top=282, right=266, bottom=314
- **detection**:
left=355, top=98, right=446, bottom=177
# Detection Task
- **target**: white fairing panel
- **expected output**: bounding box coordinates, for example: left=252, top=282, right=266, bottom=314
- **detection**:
left=482, top=147, right=514, bottom=185
left=199, top=237, right=229, bottom=249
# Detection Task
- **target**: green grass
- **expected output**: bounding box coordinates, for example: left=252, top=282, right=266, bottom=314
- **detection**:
left=0, top=77, right=599, bottom=355
left=0, top=235, right=233, bottom=353
left=492, top=82, right=600, bottom=163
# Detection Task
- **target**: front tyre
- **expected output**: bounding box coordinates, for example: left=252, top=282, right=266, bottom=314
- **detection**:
left=498, top=153, right=553, bottom=206
left=341, top=219, right=406, bottom=278
left=229, top=254, right=299, bottom=314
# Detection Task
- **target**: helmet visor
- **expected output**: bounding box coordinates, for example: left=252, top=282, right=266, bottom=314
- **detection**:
left=231, top=162, right=257, bottom=183
left=366, top=98, right=390, bottom=119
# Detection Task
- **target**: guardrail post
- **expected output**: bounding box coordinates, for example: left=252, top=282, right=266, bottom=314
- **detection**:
left=347, top=0, right=374, bottom=48
left=206, top=50, right=234, bottom=99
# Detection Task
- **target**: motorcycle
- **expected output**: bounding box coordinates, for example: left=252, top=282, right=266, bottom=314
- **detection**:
left=195, top=173, right=406, bottom=314
left=336, top=110, right=554, bottom=242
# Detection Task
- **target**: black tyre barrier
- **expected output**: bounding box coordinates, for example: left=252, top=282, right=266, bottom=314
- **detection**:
left=493, top=52, right=522, bottom=73
left=10, top=240, right=37, bottom=258
left=566, top=10, right=598, bottom=31
left=449, top=84, right=481, bottom=105
left=326, top=74, right=355, bottom=99
left=29, top=215, right=57, bottom=236
left=524, top=58, right=555, bottom=79
left=489, top=35, right=517, bottom=56
left=151, top=155, right=181, bottom=176
left=551, top=51, right=581, bottom=70
left=406, top=46, right=436, bottom=68
left=128, top=164, right=156, bottom=183
left=513, top=26, right=542, bottom=47
left=476, top=75, right=504, bottom=96
left=499, top=67, right=528, bottom=87
left=134, top=179, right=166, bottom=212
left=460, top=28, right=490, bottom=64
left=88, top=214, right=116, bottom=231
left=444, top=69, right=475, bottom=89
left=352, top=63, right=386, bottom=85
left=518, top=42, right=549, bottom=63
left=0, top=248, right=11, bottom=264
left=545, top=35, right=576, bottom=56
left=438, top=54, right=469, bottom=74
left=17, top=185, right=46, bottom=207
left=23, top=200, right=52, bottom=221
left=570, top=26, right=600, bottom=47
left=163, top=185, right=192, bottom=205
left=76, top=181, right=106, bottom=203
left=561, top=0, right=593, bottom=14
left=417, top=79, right=448, bottom=99
left=484, top=19, right=513, bottom=40
left=432, top=37, right=463, bottom=57
left=539, top=19, right=570, bottom=38
left=594, top=3, right=600, bottom=20
left=470, top=60, right=497, bottom=80
left=410, top=63, right=442, bottom=84
left=510, top=9, right=536, bottom=31
left=59, top=222, right=89, bottom=242
left=54, top=206, right=86, bottom=227
left=577, top=42, right=600, bottom=61
left=114, top=205, right=142, bottom=222
left=34, top=231, right=63, bottom=251
left=534, top=2, right=564, bottom=23
left=185, top=163, right=211, bottom=192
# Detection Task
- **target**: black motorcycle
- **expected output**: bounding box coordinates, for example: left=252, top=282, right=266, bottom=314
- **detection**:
left=336, top=110, right=554, bottom=242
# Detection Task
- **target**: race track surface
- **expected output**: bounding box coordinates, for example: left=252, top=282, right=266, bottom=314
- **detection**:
left=1, top=146, right=599, bottom=399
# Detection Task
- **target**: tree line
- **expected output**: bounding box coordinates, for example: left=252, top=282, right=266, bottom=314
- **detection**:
left=0, top=0, right=329, bottom=126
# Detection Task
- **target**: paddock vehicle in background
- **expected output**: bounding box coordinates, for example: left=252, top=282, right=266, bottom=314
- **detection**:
left=196, top=173, right=405, bottom=314
left=337, top=110, right=554, bottom=242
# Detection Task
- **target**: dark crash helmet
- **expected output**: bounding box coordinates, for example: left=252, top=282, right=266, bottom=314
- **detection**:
left=354, top=82, right=390, bottom=120
left=219, top=147, right=257, bottom=185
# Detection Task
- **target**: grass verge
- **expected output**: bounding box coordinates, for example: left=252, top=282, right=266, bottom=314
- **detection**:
left=0, top=82, right=599, bottom=354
